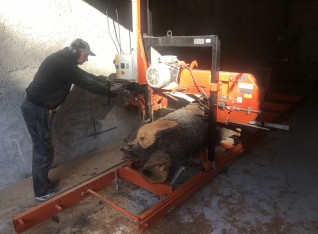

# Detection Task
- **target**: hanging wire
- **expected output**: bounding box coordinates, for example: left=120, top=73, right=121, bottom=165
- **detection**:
left=176, top=64, right=210, bottom=110
left=180, top=65, right=209, bottom=98
left=105, top=7, right=119, bottom=54
left=115, top=0, right=123, bottom=53
left=113, top=20, right=123, bottom=54
left=110, top=0, right=123, bottom=54
left=129, top=29, right=132, bottom=53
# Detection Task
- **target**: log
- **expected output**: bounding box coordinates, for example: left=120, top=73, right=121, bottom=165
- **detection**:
left=121, top=103, right=240, bottom=183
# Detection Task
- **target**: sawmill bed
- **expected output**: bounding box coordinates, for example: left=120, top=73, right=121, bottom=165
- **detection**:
left=1, top=88, right=318, bottom=233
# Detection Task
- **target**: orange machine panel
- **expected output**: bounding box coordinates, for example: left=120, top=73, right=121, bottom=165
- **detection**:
left=178, top=69, right=262, bottom=124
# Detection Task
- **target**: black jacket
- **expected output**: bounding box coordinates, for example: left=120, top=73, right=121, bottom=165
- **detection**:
left=26, top=47, right=108, bottom=109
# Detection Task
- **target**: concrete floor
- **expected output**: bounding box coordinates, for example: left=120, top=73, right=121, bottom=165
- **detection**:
left=1, top=80, right=318, bottom=234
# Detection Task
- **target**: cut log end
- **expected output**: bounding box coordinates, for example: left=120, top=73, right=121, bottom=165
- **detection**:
left=137, top=120, right=179, bottom=148
left=141, top=151, right=171, bottom=183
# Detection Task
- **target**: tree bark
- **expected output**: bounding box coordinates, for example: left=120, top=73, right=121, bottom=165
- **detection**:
left=121, top=103, right=240, bottom=183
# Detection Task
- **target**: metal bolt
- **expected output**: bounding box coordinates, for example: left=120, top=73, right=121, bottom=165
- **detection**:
left=211, top=161, right=216, bottom=170
left=220, top=95, right=227, bottom=102
left=114, top=170, right=119, bottom=191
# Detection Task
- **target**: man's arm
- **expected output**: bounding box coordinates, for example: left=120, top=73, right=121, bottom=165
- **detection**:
left=85, top=72, right=107, bottom=83
left=83, top=70, right=117, bottom=83
left=67, top=66, right=117, bottom=97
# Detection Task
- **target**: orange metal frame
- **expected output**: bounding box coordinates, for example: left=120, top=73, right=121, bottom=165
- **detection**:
left=12, top=93, right=303, bottom=233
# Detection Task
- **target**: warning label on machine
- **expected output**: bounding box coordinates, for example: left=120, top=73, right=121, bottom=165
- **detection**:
left=238, top=83, right=253, bottom=94
left=238, top=83, right=253, bottom=98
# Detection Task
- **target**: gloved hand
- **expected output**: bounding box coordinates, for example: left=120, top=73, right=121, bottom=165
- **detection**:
left=124, top=82, right=139, bottom=91
left=108, top=91, right=118, bottom=98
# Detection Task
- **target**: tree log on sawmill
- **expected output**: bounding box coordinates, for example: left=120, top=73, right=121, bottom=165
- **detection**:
left=121, top=103, right=240, bottom=184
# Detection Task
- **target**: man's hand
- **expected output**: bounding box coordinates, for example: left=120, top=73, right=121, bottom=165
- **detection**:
left=124, top=82, right=139, bottom=91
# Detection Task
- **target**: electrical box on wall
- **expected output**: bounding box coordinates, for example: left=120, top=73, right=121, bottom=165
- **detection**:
left=115, top=54, right=137, bottom=82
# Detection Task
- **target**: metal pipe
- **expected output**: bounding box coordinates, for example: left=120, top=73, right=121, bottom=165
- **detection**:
left=228, top=120, right=269, bottom=131
left=249, top=121, right=289, bottom=130
left=87, top=189, right=139, bottom=221
left=169, top=166, right=185, bottom=186
left=207, top=36, right=220, bottom=166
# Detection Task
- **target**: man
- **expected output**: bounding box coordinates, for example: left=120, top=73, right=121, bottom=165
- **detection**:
left=21, top=38, right=117, bottom=202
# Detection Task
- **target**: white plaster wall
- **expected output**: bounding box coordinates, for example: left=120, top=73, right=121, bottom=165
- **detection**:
left=0, top=0, right=139, bottom=189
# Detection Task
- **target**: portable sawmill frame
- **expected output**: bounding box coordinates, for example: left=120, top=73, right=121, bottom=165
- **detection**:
left=12, top=0, right=304, bottom=233
left=12, top=94, right=303, bottom=233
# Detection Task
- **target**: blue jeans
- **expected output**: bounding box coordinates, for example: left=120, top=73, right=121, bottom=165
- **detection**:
left=21, top=99, right=54, bottom=197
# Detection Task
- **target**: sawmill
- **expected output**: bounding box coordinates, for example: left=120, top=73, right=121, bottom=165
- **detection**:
left=0, top=0, right=317, bottom=233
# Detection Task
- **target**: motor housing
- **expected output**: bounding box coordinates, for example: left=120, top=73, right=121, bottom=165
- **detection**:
left=146, top=56, right=179, bottom=88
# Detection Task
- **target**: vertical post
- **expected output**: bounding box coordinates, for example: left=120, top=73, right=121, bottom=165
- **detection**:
left=135, top=0, right=149, bottom=84
left=208, top=36, right=220, bottom=166
left=145, top=0, right=152, bottom=121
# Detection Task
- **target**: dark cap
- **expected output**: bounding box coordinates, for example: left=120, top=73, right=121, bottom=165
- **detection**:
left=70, top=38, right=96, bottom=56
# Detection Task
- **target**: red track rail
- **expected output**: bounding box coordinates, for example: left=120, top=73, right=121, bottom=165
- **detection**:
left=12, top=93, right=303, bottom=233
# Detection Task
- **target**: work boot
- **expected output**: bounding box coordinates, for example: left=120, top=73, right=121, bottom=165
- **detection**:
left=35, top=190, right=57, bottom=202
left=48, top=179, right=60, bottom=190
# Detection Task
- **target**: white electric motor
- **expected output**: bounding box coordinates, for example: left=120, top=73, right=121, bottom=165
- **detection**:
left=146, top=55, right=179, bottom=88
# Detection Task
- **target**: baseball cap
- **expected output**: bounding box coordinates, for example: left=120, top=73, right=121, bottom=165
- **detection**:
left=70, top=38, right=96, bottom=56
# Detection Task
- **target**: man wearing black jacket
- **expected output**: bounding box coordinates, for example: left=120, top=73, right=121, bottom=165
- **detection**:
left=21, top=39, right=117, bottom=202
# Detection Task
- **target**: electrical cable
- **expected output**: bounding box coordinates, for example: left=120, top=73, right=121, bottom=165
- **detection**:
left=115, top=0, right=123, bottom=53
left=129, top=30, right=132, bottom=53
left=176, top=64, right=210, bottom=110
left=113, top=20, right=123, bottom=54
left=110, top=0, right=123, bottom=54
left=199, top=98, right=209, bottom=110
left=105, top=8, right=119, bottom=54
left=180, top=65, right=209, bottom=98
